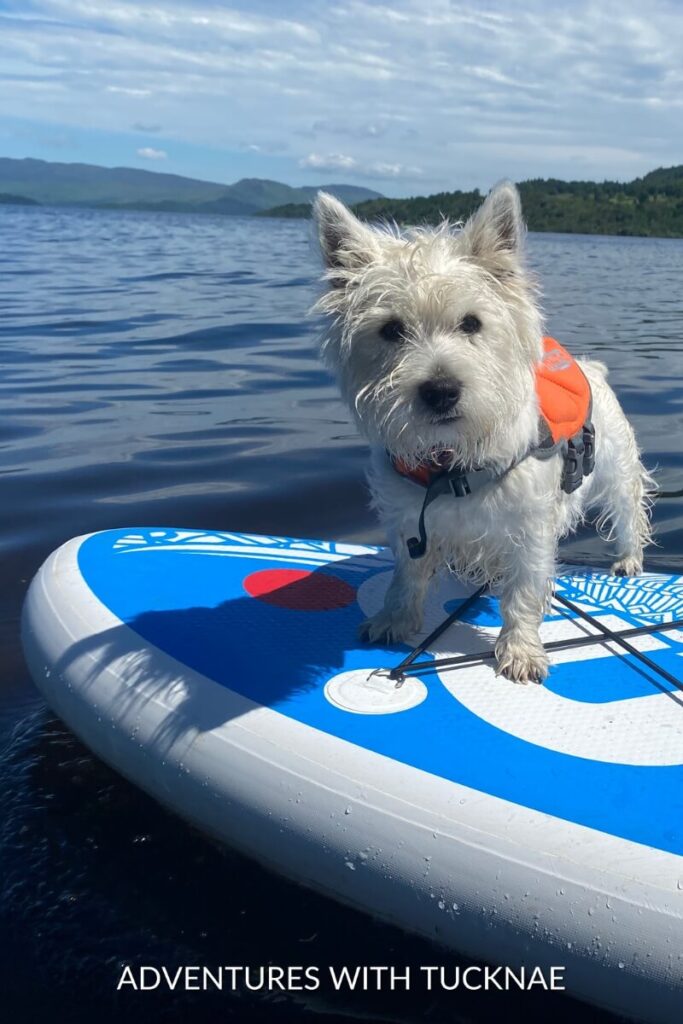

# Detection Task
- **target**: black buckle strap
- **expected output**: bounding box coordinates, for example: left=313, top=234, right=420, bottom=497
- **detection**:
left=561, top=437, right=585, bottom=493
left=560, top=422, right=595, bottom=494
left=582, top=421, right=595, bottom=476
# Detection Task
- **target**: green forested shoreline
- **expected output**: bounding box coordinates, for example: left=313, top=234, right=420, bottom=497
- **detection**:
left=260, top=165, right=683, bottom=237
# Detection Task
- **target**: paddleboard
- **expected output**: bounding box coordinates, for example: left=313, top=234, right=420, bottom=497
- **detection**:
left=21, top=527, right=683, bottom=1022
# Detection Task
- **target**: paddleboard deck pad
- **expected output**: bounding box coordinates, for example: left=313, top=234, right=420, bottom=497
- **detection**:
left=21, top=528, right=683, bottom=1022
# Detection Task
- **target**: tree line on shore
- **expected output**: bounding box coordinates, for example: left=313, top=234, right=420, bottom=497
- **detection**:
left=262, top=165, right=683, bottom=238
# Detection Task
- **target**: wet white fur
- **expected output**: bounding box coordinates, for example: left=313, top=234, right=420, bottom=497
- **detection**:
left=313, top=184, right=652, bottom=682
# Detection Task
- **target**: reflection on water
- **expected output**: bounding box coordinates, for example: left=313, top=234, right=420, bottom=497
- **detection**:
left=2, top=205, right=683, bottom=1023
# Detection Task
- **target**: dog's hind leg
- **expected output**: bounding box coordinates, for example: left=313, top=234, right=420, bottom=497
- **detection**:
left=595, top=430, right=653, bottom=577
left=607, top=465, right=652, bottom=576
left=586, top=368, right=653, bottom=577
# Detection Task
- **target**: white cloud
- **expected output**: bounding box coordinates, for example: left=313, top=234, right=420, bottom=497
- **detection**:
left=137, top=146, right=167, bottom=160
left=300, top=152, right=357, bottom=172
left=1, top=0, right=683, bottom=193
left=372, top=161, right=423, bottom=178
left=107, top=86, right=151, bottom=97
left=300, top=152, right=422, bottom=180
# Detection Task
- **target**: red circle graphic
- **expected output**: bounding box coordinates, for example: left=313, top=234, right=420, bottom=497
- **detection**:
left=243, top=568, right=356, bottom=611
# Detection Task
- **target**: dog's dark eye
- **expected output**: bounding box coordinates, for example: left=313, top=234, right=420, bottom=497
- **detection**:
left=459, top=313, right=481, bottom=335
left=379, top=319, right=405, bottom=342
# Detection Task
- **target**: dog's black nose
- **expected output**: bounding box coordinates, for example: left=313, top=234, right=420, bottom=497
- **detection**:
left=419, top=377, right=462, bottom=415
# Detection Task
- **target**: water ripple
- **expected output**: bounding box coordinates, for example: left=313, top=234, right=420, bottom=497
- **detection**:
left=2, top=206, right=683, bottom=1023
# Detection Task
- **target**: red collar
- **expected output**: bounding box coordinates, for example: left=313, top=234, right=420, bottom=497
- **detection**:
left=391, top=451, right=458, bottom=488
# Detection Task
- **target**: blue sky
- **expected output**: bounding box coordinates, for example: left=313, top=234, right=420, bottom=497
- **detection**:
left=0, top=0, right=681, bottom=196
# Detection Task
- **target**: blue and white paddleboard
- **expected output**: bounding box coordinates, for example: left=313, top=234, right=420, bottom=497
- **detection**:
left=21, top=528, right=683, bottom=1022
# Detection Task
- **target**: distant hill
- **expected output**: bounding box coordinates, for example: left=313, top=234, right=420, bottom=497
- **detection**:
left=257, top=202, right=313, bottom=219
left=0, top=192, right=38, bottom=205
left=263, top=165, right=683, bottom=238
left=0, top=158, right=382, bottom=214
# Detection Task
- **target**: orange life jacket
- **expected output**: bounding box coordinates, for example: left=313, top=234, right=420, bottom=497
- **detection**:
left=536, top=335, right=592, bottom=445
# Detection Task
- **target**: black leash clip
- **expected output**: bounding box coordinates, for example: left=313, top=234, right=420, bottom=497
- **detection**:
left=407, top=472, right=454, bottom=559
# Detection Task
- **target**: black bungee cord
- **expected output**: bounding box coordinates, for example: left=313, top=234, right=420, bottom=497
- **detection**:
left=379, top=475, right=683, bottom=689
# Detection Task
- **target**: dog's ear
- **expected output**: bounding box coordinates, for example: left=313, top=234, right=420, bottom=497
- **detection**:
left=460, top=181, right=524, bottom=276
left=313, top=192, right=377, bottom=283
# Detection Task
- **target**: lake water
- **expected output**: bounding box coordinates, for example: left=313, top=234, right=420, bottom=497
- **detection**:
left=2, top=205, right=683, bottom=1024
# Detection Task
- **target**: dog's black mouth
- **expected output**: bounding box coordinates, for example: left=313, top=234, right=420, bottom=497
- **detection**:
left=431, top=413, right=461, bottom=424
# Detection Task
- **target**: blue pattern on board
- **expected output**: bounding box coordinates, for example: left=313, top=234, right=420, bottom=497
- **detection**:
left=78, top=528, right=683, bottom=856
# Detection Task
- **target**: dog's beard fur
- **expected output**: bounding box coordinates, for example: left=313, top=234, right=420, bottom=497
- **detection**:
left=314, top=184, right=544, bottom=470
left=312, top=183, right=652, bottom=683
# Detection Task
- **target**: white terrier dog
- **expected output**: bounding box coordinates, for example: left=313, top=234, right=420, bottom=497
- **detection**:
left=313, top=183, right=652, bottom=682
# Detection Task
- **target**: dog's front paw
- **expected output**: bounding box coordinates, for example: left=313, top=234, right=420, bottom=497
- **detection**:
left=358, top=607, right=422, bottom=645
left=495, top=634, right=548, bottom=684
left=611, top=555, right=642, bottom=577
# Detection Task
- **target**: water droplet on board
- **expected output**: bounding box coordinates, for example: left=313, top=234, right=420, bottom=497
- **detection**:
left=344, top=860, right=356, bottom=871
